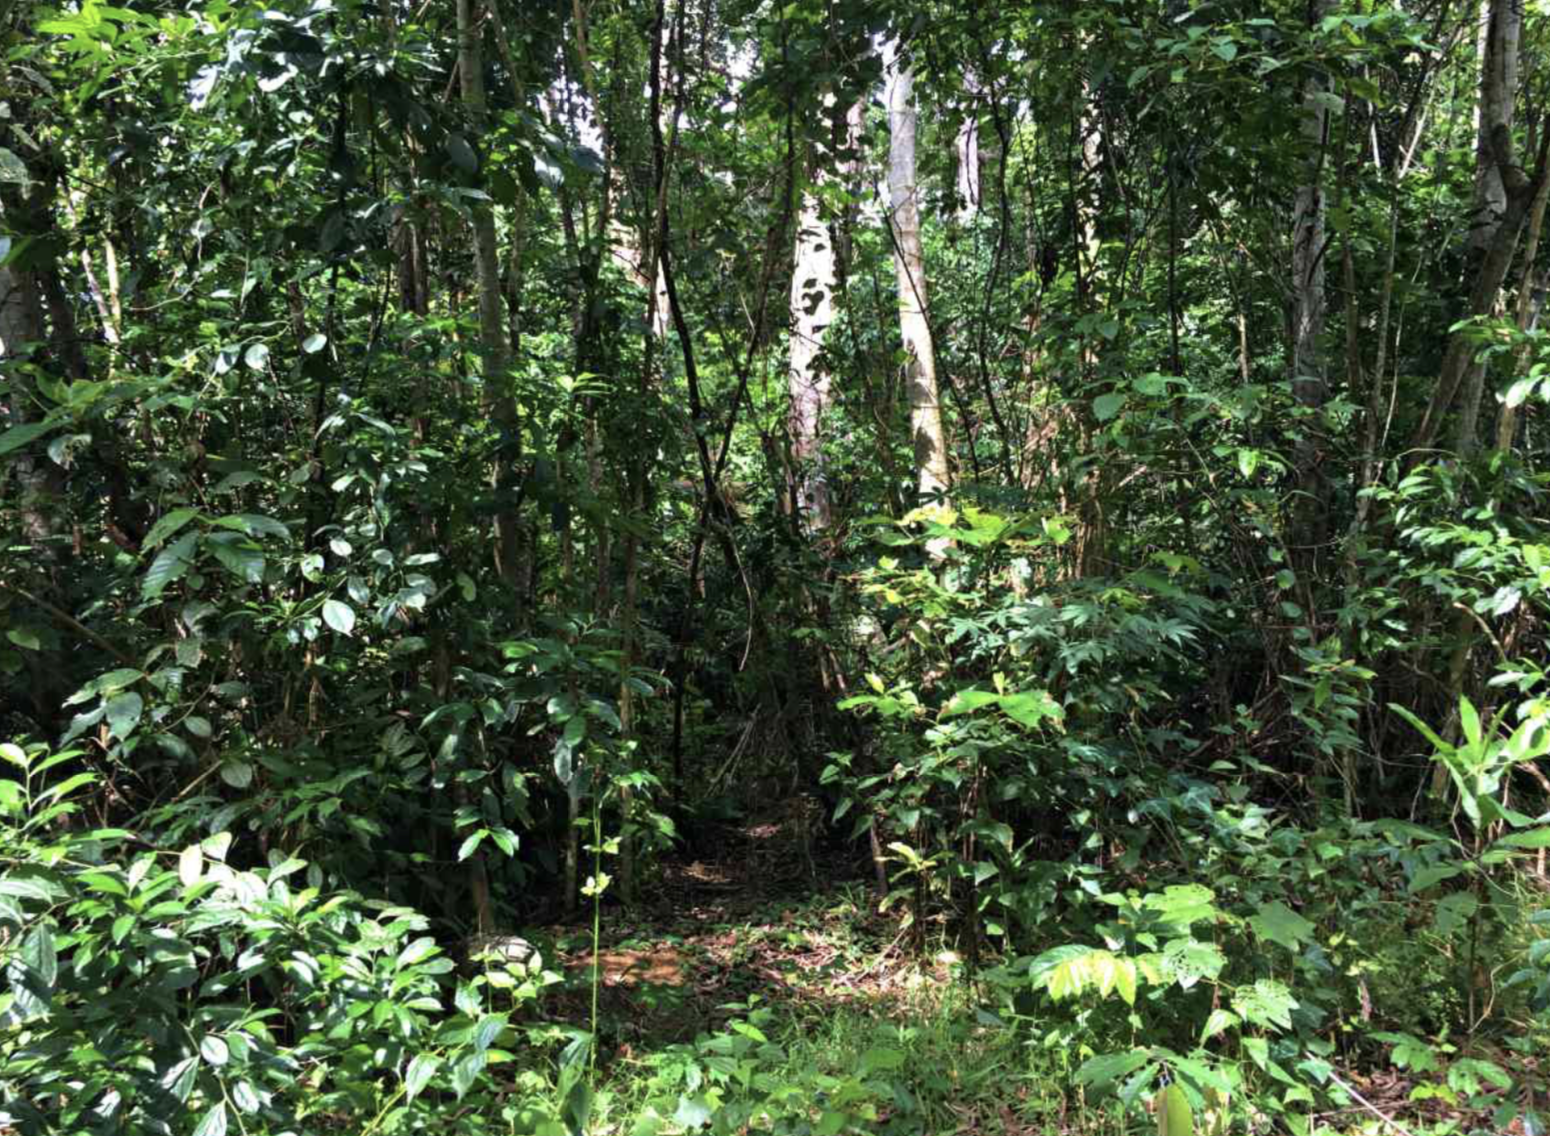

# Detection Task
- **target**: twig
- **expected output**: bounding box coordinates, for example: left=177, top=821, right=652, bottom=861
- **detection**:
left=1324, top=1071, right=1419, bottom=1136
left=0, top=581, right=136, bottom=666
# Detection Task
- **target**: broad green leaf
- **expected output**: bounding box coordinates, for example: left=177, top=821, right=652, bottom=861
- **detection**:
left=322, top=599, right=356, bottom=635
left=105, top=692, right=143, bottom=740
left=1494, top=826, right=1550, bottom=850
left=1248, top=901, right=1316, bottom=950
left=406, top=1053, right=438, bottom=1100
left=6, top=628, right=40, bottom=651
left=1232, top=979, right=1298, bottom=1031
left=208, top=538, right=265, bottom=584
left=144, top=531, right=199, bottom=598
left=0, top=421, right=51, bottom=455
left=143, top=507, right=200, bottom=550
left=220, top=760, right=254, bottom=789
left=200, top=1034, right=230, bottom=1067
left=1075, top=1048, right=1152, bottom=1089
left=1094, top=392, right=1127, bottom=421
left=941, top=688, right=999, bottom=717
left=192, top=1102, right=227, bottom=1136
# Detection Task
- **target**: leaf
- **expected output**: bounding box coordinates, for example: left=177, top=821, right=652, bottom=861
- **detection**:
left=1232, top=979, right=1298, bottom=1031
left=192, top=1102, right=227, bottom=1136
left=1495, top=826, right=1550, bottom=850
left=220, top=760, right=254, bottom=789
left=1248, top=901, right=1316, bottom=950
left=1155, top=1083, right=1193, bottom=1136
left=6, top=628, right=40, bottom=651
left=302, top=333, right=328, bottom=354
left=105, top=692, right=143, bottom=741
left=1075, top=1049, right=1153, bottom=1090
left=0, top=147, right=28, bottom=184
left=144, top=531, right=200, bottom=598
left=200, top=1034, right=230, bottom=1067
left=450, top=1050, right=486, bottom=1100
left=243, top=343, right=270, bottom=370
left=208, top=538, right=265, bottom=584
left=1000, top=690, right=1061, bottom=729
left=941, top=688, right=1000, bottom=717
left=1094, top=392, right=1127, bottom=421
left=322, top=599, right=356, bottom=635
left=406, top=1053, right=439, bottom=1100
left=179, top=844, right=203, bottom=887
left=0, top=421, right=52, bottom=456
left=142, top=507, right=200, bottom=550
left=231, top=1082, right=261, bottom=1114
left=672, top=1096, right=713, bottom=1130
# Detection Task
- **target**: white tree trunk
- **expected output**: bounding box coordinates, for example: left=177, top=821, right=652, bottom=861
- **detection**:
left=788, top=182, right=837, bottom=529
left=883, top=42, right=950, bottom=504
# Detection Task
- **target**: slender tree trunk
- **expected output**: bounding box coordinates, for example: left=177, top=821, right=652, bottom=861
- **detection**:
left=455, top=0, right=517, bottom=936
left=883, top=42, right=950, bottom=504
left=788, top=165, right=838, bottom=530
left=1290, top=0, right=1331, bottom=582
left=457, top=0, right=524, bottom=598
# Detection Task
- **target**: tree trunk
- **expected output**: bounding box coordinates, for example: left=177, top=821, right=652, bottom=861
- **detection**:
left=457, top=0, right=524, bottom=597
left=788, top=168, right=837, bottom=530
left=1454, top=0, right=1523, bottom=454
left=883, top=43, right=950, bottom=504
left=455, top=0, right=513, bottom=936
left=1289, top=0, right=1331, bottom=580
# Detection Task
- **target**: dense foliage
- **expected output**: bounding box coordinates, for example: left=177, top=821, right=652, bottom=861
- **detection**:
left=2, top=0, right=1548, bottom=1132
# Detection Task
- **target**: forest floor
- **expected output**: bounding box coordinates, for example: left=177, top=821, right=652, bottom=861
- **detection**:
left=530, top=809, right=1530, bottom=1136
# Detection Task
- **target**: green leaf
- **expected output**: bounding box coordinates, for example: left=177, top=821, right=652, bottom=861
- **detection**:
left=1495, top=826, right=1550, bottom=850
left=105, top=692, right=143, bottom=740
left=322, top=599, right=356, bottom=636
left=1093, top=392, right=1127, bottom=421
left=942, top=688, right=1000, bottom=717
left=144, top=531, right=199, bottom=598
left=200, top=1034, right=230, bottom=1067
left=192, top=1102, right=227, bottom=1136
left=1232, top=979, right=1298, bottom=1031
left=6, top=628, right=41, bottom=651
left=142, top=507, right=200, bottom=550
left=243, top=343, right=270, bottom=370
left=406, top=1053, right=439, bottom=1101
left=0, top=421, right=52, bottom=456
left=231, top=1081, right=261, bottom=1114
left=1248, top=901, right=1316, bottom=950
left=1000, top=689, right=1061, bottom=729
left=1075, top=1049, right=1153, bottom=1090
left=208, top=538, right=265, bottom=584
left=1156, top=1083, right=1193, bottom=1136
left=0, top=146, right=29, bottom=184
left=220, top=760, right=254, bottom=789
left=302, top=332, right=328, bottom=354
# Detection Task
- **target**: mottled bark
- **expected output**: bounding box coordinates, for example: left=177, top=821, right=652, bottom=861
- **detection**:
left=884, top=44, right=950, bottom=504
left=788, top=177, right=837, bottom=530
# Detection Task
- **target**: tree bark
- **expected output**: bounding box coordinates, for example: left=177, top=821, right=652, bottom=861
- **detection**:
left=457, top=0, right=524, bottom=599
left=883, top=42, right=950, bottom=504
left=1289, top=0, right=1331, bottom=578
left=788, top=166, right=838, bottom=530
